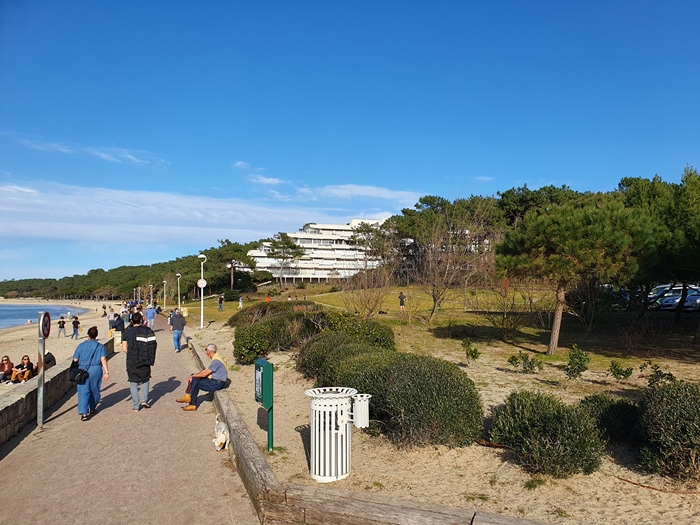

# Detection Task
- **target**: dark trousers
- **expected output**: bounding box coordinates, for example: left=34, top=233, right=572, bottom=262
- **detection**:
left=189, top=377, right=225, bottom=406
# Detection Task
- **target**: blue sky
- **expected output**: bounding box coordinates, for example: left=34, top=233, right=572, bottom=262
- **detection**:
left=1, top=1, right=699, bottom=280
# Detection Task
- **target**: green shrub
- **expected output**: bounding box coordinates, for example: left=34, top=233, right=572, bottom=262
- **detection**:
left=233, top=321, right=274, bottom=364
left=579, top=394, right=640, bottom=442
left=380, top=355, right=483, bottom=447
left=565, top=344, right=590, bottom=380
left=321, top=311, right=395, bottom=350
left=335, top=351, right=403, bottom=409
left=507, top=351, right=543, bottom=373
left=639, top=381, right=700, bottom=480
left=608, top=360, right=633, bottom=381
left=491, top=391, right=605, bottom=478
left=296, top=331, right=360, bottom=379
left=226, top=300, right=320, bottom=329
left=233, top=311, right=319, bottom=364
left=639, top=359, right=676, bottom=388
left=462, top=338, right=481, bottom=365
left=315, top=343, right=386, bottom=387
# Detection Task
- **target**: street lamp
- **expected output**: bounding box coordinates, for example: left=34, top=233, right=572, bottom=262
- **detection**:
left=137, top=286, right=141, bottom=303
left=133, top=288, right=136, bottom=302
left=176, top=273, right=182, bottom=310
left=226, top=260, right=236, bottom=290
left=198, top=254, right=207, bottom=328
left=149, top=284, right=153, bottom=305
left=163, top=281, right=167, bottom=310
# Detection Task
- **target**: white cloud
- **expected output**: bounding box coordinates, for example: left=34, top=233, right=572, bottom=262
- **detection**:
left=0, top=184, right=38, bottom=194
left=233, top=161, right=250, bottom=169
left=475, top=176, right=494, bottom=182
left=251, top=175, right=284, bottom=185
left=20, top=139, right=74, bottom=153
left=317, top=184, right=420, bottom=206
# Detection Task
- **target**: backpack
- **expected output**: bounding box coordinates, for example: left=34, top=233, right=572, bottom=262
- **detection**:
left=132, top=326, right=157, bottom=366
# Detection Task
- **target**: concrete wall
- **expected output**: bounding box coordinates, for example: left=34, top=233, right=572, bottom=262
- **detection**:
left=0, top=338, right=115, bottom=447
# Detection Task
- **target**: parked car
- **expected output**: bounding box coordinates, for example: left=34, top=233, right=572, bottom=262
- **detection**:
left=659, top=288, right=700, bottom=311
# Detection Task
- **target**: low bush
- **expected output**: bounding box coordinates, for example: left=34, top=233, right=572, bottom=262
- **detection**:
left=491, top=391, right=605, bottom=478
left=381, top=354, right=483, bottom=447
left=579, top=394, right=640, bottom=442
left=321, top=310, right=395, bottom=350
left=639, top=381, right=700, bottom=480
left=227, top=300, right=320, bottom=329
left=337, top=353, right=483, bottom=447
left=296, top=331, right=360, bottom=379
left=565, top=344, right=590, bottom=381
left=233, top=311, right=319, bottom=364
left=507, top=351, right=543, bottom=373
left=608, top=360, right=633, bottom=381
left=314, top=343, right=386, bottom=387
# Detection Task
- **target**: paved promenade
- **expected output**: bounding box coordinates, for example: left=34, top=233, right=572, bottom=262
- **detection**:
left=0, top=316, right=259, bottom=525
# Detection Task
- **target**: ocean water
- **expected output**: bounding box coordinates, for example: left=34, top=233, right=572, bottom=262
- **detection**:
left=0, top=304, right=89, bottom=330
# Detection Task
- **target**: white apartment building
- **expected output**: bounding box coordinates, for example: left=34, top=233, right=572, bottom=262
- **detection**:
left=247, top=219, right=385, bottom=283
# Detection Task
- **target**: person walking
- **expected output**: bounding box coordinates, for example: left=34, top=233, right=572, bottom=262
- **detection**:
left=238, top=296, right=243, bottom=310
left=145, top=304, right=156, bottom=329
left=70, top=316, right=81, bottom=339
left=176, top=343, right=228, bottom=411
left=398, top=292, right=406, bottom=314
left=72, top=326, right=109, bottom=421
left=122, top=312, right=157, bottom=412
left=170, top=308, right=186, bottom=352
left=218, top=295, right=224, bottom=311
left=57, top=316, right=67, bottom=338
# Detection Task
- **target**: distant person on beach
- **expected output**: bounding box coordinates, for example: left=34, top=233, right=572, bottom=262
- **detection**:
left=107, top=308, right=115, bottom=329
left=122, top=312, right=156, bottom=411
left=0, top=356, right=13, bottom=382
left=218, top=295, right=224, bottom=311
left=70, top=316, right=80, bottom=339
left=57, top=316, right=67, bottom=337
left=72, top=326, right=109, bottom=421
left=398, top=292, right=406, bottom=313
left=10, top=355, right=34, bottom=383
left=170, top=308, right=186, bottom=352
left=176, top=343, right=228, bottom=412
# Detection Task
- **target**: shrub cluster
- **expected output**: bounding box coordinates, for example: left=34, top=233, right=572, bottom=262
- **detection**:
left=491, top=391, right=605, bottom=478
left=320, top=310, right=396, bottom=350
left=579, top=394, right=640, bottom=442
left=233, top=311, right=319, bottom=364
left=296, top=331, right=360, bottom=380
left=639, top=381, right=700, bottom=480
left=226, top=300, right=319, bottom=329
left=337, top=353, right=483, bottom=447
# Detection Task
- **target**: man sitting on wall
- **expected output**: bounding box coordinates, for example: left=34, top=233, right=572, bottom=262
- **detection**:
left=176, top=343, right=228, bottom=411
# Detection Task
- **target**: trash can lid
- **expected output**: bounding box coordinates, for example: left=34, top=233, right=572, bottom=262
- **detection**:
left=305, top=387, right=358, bottom=398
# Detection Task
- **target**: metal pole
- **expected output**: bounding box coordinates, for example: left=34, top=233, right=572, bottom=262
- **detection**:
left=150, top=285, right=153, bottom=305
left=37, top=312, right=45, bottom=428
left=177, top=274, right=182, bottom=311
left=200, top=259, right=205, bottom=328
left=163, top=281, right=167, bottom=310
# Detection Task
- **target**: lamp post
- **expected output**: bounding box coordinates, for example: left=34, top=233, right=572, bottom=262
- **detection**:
left=176, top=273, right=182, bottom=311
left=133, top=288, right=136, bottom=302
left=163, top=281, right=167, bottom=310
left=137, top=287, right=141, bottom=303
left=198, top=254, right=207, bottom=328
left=226, top=260, right=236, bottom=290
left=149, top=284, right=153, bottom=305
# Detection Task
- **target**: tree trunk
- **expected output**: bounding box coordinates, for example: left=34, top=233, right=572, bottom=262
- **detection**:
left=547, top=282, right=567, bottom=355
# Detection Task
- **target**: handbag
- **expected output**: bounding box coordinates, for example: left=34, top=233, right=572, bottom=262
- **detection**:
left=69, top=360, right=89, bottom=384
left=70, top=343, right=98, bottom=385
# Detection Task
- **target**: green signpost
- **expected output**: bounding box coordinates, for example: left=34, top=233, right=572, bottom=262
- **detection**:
left=255, top=358, right=274, bottom=451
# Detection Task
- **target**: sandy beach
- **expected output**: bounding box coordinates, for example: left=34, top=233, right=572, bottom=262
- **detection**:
left=0, top=299, right=116, bottom=377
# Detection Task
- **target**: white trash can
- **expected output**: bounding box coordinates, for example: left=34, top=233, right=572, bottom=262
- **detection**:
left=305, top=387, right=371, bottom=483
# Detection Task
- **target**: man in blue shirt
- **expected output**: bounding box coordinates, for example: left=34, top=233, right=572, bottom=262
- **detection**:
left=176, top=343, right=228, bottom=411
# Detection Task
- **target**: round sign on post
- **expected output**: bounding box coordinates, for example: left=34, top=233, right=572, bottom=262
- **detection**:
left=197, top=278, right=207, bottom=288
left=40, top=312, right=51, bottom=339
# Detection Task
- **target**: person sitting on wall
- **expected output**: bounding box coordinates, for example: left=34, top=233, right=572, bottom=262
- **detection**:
left=0, top=355, right=14, bottom=382
left=176, top=344, right=228, bottom=411
left=11, top=355, right=34, bottom=383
